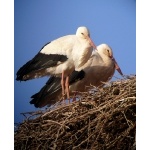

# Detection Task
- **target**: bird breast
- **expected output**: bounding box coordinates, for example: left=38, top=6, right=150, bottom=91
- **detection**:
left=72, top=40, right=93, bottom=71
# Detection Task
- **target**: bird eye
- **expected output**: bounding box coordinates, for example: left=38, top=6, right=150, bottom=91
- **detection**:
left=107, top=49, right=109, bottom=53
left=81, top=33, right=84, bottom=35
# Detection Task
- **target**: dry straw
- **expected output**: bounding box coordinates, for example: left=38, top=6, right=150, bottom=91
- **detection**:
left=15, top=75, right=136, bottom=150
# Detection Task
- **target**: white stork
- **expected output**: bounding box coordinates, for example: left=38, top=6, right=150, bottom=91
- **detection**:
left=30, top=44, right=123, bottom=108
left=16, top=26, right=97, bottom=99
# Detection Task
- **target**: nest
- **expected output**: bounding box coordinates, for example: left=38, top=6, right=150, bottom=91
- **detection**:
left=14, top=75, right=136, bottom=150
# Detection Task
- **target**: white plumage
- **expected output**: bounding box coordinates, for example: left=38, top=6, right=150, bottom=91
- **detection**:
left=30, top=43, right=123, bottom=108
left=69, top=44, right=123, bottom=92
left=16, top=26, right=97, bottom=99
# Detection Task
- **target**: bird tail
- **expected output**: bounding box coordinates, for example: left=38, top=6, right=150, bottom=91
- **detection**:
left=16, top=60, right=33, bottom=81
left=30, top=76, right=62, bottom=108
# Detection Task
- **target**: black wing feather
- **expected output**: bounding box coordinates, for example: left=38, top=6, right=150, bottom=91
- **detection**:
left=30, top=70, right=85, bottom=108
left=16, top=51, right=68, bottom=81
left=69, top=70, right=85, bottom=84
left=30, top=76, right=62, bottom=108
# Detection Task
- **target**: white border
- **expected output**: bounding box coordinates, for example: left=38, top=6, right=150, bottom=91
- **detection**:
left=0, top=0, right=14, bottom=149
left=136, top=0, right=150, bottom=150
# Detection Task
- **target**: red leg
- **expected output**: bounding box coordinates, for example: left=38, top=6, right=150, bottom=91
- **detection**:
left=65, top=76, right=70, bottom=102
left=61, top=71, right=65, bottom=98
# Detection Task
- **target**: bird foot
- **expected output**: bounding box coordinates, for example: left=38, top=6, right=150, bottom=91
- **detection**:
left=61, top=93, right=66, bottom=100
left=72, top=96, right=77, bottom=102
left=72, top=91, right=78, bottom=102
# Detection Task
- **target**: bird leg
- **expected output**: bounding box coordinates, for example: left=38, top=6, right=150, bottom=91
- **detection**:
left=61, top=71, right=66, bottom=100
left=65, top=76, right=70, bottom=103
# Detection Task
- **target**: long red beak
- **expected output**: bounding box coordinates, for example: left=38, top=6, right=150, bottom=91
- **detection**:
left=87, top=37, right=98, bottom=51
left=111, top=57, right=123, bottom=76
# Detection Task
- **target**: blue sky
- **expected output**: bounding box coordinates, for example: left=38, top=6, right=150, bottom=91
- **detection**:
left=14, top=0, right=136, bottom=123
